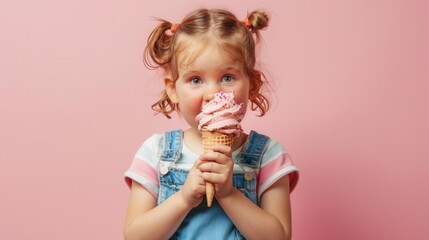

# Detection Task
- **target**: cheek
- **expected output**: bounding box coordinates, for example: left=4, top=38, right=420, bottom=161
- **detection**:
left=241, top=101, right=250, bottom=117
left=178, top=95, right=202, bottom=114
left=178, top=96, right=203, bottom=128
left=234, top=92, right=250, bottom=115
left=234, top=92, right=249, bottom=106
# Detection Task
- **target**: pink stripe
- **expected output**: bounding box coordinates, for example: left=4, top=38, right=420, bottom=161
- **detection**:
left=128, top=157, right=158, bottom=185
left=258, top=153, right=292, bottom=186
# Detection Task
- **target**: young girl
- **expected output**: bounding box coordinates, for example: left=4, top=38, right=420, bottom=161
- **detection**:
left=124, top=8, right=299, bottom=240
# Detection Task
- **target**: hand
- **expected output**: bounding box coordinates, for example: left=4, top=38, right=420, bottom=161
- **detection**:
left=179, top=158, right=206, bottom=208
left=198, top=145, right=234, bottom=198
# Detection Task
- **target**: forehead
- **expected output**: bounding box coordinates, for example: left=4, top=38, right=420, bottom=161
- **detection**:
left=175, top=35, right=242, bottom=70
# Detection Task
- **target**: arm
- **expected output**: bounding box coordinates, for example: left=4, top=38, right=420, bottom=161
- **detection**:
left=218, top=176, right=292, bottom=240
left=124, top=160, right=206, bottom=240
left=124, top=181, right=190, bottom=240
left=199, top=145, right=292, bottom=240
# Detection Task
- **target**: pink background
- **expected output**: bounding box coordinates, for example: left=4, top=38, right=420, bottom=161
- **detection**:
left=1, top=0, right=428, bottom=239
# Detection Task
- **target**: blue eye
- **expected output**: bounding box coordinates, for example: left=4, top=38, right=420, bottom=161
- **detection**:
left=190, top=77, right=202, bottom=85
left=222, top=75, right=234, bottom=83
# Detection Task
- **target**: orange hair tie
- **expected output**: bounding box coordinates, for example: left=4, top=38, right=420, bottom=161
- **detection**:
left=243, top=17, right=251, bottom=29
left=170, top=23, right=180, bottom=33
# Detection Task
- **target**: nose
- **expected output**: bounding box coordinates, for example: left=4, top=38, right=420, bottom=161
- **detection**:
left=203, top=82, right=220, bottom=103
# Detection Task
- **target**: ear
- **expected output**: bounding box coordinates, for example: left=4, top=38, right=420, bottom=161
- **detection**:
left=164, top=75, right=178, bottom=103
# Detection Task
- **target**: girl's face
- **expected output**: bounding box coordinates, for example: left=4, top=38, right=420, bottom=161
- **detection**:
left=165, top=43, right=256, bottom=131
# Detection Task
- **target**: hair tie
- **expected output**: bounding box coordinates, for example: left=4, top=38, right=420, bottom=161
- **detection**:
left=243, top=17, right=252, bottom=29
left=170, top=23, right=180, bottom=33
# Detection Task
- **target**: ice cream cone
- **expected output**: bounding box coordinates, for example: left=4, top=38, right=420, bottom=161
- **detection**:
left=196, top=91, right=243, bottom=207
left=201, top=131, right=234, bottom=207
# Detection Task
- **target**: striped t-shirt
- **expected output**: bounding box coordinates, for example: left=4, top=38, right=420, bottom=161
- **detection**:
left=125, top=132, right=299, bottom=201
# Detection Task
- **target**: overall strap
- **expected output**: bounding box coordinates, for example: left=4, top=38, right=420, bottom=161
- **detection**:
left=236, top=131, right=269, bottom=168
left=159, top=129, right=183, bottom=162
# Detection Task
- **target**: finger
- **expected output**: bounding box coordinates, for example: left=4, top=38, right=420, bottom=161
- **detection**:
left=193, top=157, right=204, bottom=169
left=198, top=161, right=217, bottom=173
left=211, top=145, right=232, bottom=156
left=197, top=183, right=206, bottom=191
left=199, top=161, right=233, bottom=179
left=201, top=172, right=228, bottom=184
left=200, top=152, right=232, bottom=164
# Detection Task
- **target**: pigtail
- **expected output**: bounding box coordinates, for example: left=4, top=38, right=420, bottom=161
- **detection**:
left=243, top=10, right=271, bottom=116
left=144, top=19, right=178, bottom=118
left=144, top=19, right=176, bottom=70
left=249, top=70, right=270, bottom=117
left=151, top=91, right=176, bottom=119
left=245, top=11, right=269, bottom=43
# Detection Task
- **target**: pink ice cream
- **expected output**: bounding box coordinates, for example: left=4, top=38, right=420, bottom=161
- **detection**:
left=195, top=91, right=244, bottom=136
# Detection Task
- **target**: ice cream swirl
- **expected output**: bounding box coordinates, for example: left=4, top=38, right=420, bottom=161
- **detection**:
left=195, top=91, right=244, bottom=136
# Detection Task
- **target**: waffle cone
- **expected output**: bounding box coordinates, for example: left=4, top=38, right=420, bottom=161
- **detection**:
left=201, top=131, right=234, bottom=207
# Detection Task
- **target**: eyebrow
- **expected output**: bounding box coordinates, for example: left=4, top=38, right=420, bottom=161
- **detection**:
left=223, top=66, right=241, bottom=72
left=181, top=71, right=199, bottom=78
left=181, top=66, right=241, bottom=74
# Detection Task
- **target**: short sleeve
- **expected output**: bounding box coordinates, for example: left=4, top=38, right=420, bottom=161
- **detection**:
left=257, top=139, right=299, bottom=200
left=124, top=133, right=163, bottom=199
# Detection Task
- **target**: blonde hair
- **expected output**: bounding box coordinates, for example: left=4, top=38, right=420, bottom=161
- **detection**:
left=144, top=9, right=270, bottom=118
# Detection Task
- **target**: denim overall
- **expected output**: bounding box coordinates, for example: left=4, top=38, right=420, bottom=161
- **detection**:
left=157, top=129, right=269, bottom=239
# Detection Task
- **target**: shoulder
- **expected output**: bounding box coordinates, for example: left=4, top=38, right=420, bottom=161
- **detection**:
left=142, top=133, right=164, bottom=146
left=135, top=133, right=164, bottom=158
left=255, top=132, right=291, bottom=167
left=248, top=131, right=288, bottom=156
left=265, top=138, right=288, bottom=157
left=135, top=129, right=183, bottom=157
